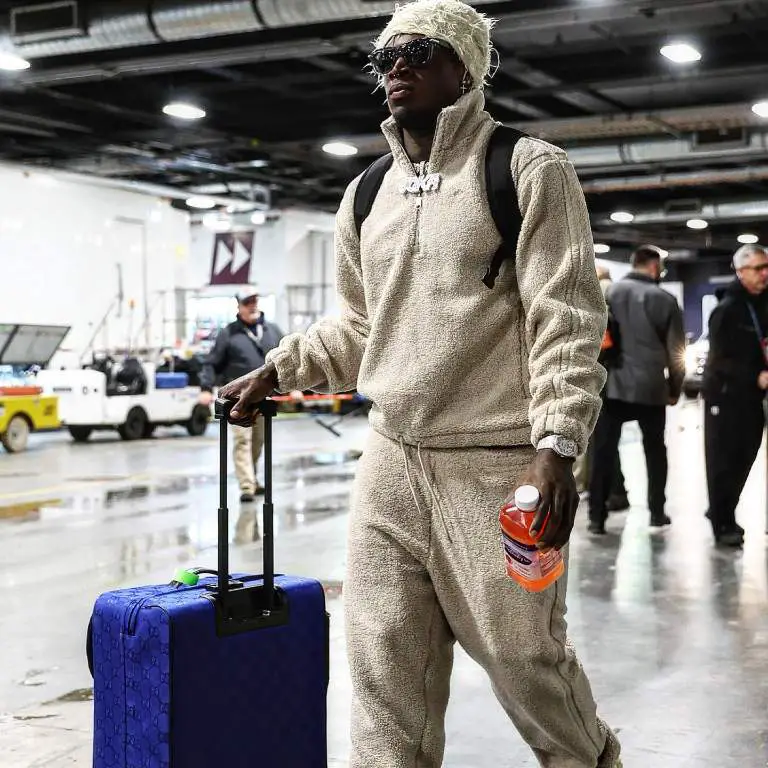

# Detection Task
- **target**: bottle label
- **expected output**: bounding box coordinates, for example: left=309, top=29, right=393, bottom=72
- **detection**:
left=501, top=532, right=562, bottom=581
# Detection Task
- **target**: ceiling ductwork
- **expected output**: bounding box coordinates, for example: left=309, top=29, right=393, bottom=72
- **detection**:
left=582, top=165, right=768, bottom=194
left=595, top=198, right=768, bottom=227
left=299, top=128, right=768, bottom=173
left=5, top=0, right=492, bottom=60
left=8, top=1, right=264, bottom=58
left=256, top=0, right=394, bottom=29
left=568, top=130, right=768, bottom=169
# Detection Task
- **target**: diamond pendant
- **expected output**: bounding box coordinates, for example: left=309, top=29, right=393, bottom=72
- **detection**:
left=401, top=172, right=442, bottom=196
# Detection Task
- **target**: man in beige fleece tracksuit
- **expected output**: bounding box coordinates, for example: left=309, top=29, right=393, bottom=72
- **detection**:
left=220, top=2, right=621, bottom=766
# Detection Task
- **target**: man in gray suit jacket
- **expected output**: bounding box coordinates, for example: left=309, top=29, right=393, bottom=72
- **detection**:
left=588, top=246, right=685, bottom=534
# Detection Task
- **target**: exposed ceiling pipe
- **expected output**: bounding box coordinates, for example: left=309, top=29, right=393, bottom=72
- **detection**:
left=582, top=165, right=768, bottom=194
left=568, top=131, right=768, bottom=168
left=4, top=0, right=647, bottom=62
left=594, top=199, right=768, bottom=227
left=5, top=0, right=496, bottom=60
left=515, top=101, right=766, bottom=142
left=8, top=1, right=261, bottom=58
left=276, top=127, right=768, bottom=172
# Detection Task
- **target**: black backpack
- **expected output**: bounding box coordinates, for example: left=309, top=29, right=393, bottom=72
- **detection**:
left=353, top=125, right=526, bottom=290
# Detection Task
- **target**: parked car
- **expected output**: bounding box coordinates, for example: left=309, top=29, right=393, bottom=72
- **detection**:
left=682, top=332, right=709, bottom=399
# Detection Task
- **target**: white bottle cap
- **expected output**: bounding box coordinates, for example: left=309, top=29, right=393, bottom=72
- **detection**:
left=514, top=485, right=540, bottom=512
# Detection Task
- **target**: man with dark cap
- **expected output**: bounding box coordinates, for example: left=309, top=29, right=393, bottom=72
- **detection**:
left=588, top=245, right=685, bottom=534
left=199, top=287, right=283, bottom=501
left=703, top=244, right=768, bottom=546
left=220, top=2, right=621, bottom=765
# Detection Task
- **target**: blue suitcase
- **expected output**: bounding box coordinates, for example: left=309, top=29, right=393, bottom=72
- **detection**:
left=87, top=398, right=329, bottom=767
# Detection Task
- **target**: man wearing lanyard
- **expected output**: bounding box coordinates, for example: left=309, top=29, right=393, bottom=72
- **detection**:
left=703, top=244, right=768, bottom=546
left=200, top=287, right=284, bottom=501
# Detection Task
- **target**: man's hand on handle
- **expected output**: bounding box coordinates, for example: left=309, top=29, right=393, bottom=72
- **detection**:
left=218, top=363, right=279, bottom=425
left=511, top=449, right=579, bottom=551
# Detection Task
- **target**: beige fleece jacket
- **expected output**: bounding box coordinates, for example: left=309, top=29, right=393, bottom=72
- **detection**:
left=267, top=90, right=607, bottom=452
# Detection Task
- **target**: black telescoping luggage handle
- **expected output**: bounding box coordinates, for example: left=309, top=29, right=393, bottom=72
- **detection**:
left=215, top=397, right=281, bottom=619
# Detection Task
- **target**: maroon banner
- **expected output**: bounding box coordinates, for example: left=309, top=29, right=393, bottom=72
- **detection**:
left=209, top=232, right=254, bottom=285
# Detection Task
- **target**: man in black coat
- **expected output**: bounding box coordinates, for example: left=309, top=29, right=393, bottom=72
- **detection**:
left=588, top=245, right=686, bottom=534
left=200, top=287, right=284, bottom=501
left=703, top=244, right=768, bottom=546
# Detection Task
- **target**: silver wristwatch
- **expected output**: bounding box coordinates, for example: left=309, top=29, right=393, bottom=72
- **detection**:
left=537, top=434, right=578, bottom=459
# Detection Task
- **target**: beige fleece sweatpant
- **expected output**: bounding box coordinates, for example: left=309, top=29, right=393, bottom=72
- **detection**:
left=232, top=418, right=265, bottom=494
left=345, top=430, right=621, bottom=768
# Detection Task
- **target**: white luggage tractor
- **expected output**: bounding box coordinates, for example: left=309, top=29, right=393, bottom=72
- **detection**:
left=36, top=357, right=210, bottom=442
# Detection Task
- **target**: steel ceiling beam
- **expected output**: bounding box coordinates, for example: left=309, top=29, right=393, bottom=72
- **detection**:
left=594, top=198, right=768, bottom=227
left=488, top=62, right=768, bottom=102
left=590, top=227, right=737, bottom=254
left=582, top=166, right=768, bottom=194
left=497, top=54, right=616, bottom=116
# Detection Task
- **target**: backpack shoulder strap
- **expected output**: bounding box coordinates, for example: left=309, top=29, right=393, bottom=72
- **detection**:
left=353, top=153, right=394, bottom=238
left=482, top=125, right=526, bottom=289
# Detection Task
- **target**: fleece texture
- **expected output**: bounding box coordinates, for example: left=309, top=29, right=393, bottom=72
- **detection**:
left=266, top=89, right=607, bottom=454
left=374, top=0, right=496, bottom=89
left=345, top=429, right=621, bottom=767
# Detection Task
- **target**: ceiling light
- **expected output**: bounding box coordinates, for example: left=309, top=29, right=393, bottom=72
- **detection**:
left=0, top=52, right=31, bottom=71
left=163, top=102, right=206, bottom=120
left=752, top=101, right=768, bottom=119
left=738, top=233, right=759, bottom=245
left=594, top=243, right=611, bottom=254
left=660, top=42, right=702, bottom=64
left=186, top=195, right=216, bottom=210
left=610, top=211, right=635, bottom=224
left=322, top=141, right=358, bottom=157
left=250, top=211, right=267, bottom=226
left=686, top=218, right=708, bottom=230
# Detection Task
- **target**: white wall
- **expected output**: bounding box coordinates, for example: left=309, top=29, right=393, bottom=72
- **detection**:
left=187, top=208, right=337, bottom=334
left=595, top=258, right=683, bottom=308
left=595, top=258, right=631, bottom=281
left=0, top=164, right=190, bottom=365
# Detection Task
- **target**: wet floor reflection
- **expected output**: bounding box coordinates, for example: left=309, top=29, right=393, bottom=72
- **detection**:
left=0, top=499, right=60, bottom=523
left=279, top=450, right=362, bottom=471
left=234, top=493, right=351, bottom=544
left=276, top=469, right=357, bottom=489
left=44, top=688, right=93, bottom=704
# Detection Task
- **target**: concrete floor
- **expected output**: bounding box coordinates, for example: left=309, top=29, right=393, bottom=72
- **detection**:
left=1, top=402, right=767, bottom=767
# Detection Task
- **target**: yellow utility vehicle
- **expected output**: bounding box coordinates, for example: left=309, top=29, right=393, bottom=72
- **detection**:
left=0, top=323, right=69, bottom=453
left=0, top=387, right=60, bottom=452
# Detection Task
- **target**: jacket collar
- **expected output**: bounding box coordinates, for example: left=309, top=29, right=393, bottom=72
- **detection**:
left=235, top=312, right=264, bottom=330
left=380, top=89, right=490, bottom=173
left=725, top=278, right=768, bottom=306
left=626, top=271, right=657, bottom=285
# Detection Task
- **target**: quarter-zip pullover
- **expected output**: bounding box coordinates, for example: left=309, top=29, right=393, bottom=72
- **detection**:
left=267, top=90, right=607, bottom=452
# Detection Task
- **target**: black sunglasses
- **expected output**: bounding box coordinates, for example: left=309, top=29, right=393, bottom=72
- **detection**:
left=368, top=37, right=455, bottom=76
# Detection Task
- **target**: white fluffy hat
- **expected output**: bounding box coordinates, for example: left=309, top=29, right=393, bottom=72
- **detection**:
left=374, top=0, right=497, bottom=89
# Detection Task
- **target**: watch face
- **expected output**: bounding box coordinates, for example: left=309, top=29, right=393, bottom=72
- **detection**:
left=555, top=436, right=577, bottom=457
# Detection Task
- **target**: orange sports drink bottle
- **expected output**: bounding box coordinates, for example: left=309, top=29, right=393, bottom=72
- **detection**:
left=499, top=485, right=564, bottom=592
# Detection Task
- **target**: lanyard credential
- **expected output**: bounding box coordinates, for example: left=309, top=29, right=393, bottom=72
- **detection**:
left=746, top=301, right=768, bottom=367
